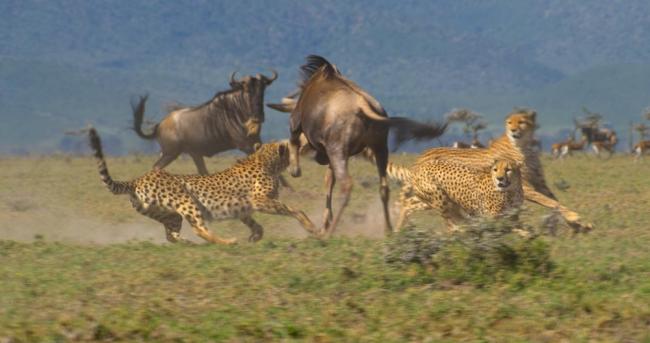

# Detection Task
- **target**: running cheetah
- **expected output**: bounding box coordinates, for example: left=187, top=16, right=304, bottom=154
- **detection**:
left=88, top=128, right=317, bottom=244
left=416, top=109, right=593, bottom=233
left=396, top=159, right=524, bottom=231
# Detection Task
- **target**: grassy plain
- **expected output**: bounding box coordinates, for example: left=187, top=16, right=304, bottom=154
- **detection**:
left=0, top=153, right=649, bottom=341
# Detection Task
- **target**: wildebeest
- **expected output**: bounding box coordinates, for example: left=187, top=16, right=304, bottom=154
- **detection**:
left=269, top=55, right=447, bottom=236
left=132, top=71, right=277, bottom=175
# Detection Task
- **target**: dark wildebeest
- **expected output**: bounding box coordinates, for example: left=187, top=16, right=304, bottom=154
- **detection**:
left=132, top=71, right=277, bottom=175
left=268, top=55, right=447, bottom=236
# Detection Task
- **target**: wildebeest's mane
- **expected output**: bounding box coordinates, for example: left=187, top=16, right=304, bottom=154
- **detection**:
left=186, top=86, right=243, bottom=112
left=169, top=85, right=261, bottom=140
left=299, top=55, right=340, bottom=87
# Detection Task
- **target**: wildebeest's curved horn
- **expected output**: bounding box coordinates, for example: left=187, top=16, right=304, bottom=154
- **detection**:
left=265, top=69, right=278, bottom=82
left=230, top=71, right=239, bottom=84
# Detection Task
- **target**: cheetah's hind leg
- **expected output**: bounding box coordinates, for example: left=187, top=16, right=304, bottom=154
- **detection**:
left=130, top=198, right=190, bottom=243
left=241, top=216, right=264, bottom=242
left=395, top=187, right=431, bottom=233
left=169, top=195, right=237, bottom=245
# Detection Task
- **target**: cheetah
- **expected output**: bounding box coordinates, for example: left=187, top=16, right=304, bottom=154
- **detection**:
left=396, top=159, right=523, bottom=231
left=88, top=128, right=317, bottom=244
left=361, top=151, right=523, bottom=231
left=416, top=109, right=593, bottom=233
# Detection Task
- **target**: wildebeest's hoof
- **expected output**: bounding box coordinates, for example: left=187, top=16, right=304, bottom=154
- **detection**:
left=290, top=166, right=302, bottom=177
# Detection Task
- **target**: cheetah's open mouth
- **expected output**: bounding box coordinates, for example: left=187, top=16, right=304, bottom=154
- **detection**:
left=511, top=132, right=521, bottom=139
left=497, top=180, right=510, bottom=189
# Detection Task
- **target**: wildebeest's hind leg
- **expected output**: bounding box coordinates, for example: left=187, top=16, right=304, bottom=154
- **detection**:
left=371, top=145, right=393, bottom=234
left=251, top=197, right=319, bottom=236
left=240, top=216, right=264, bottom=242
left=323, top=153, right=353, bottom=236
left=153, top=152, right=181, bottom=171
left=323, top=167, right=336, bottom=230
left=190, top=154, right=209, bottom=175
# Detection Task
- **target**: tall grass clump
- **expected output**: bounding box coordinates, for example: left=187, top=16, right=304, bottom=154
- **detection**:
left=384, top=214, right=554, bottom=288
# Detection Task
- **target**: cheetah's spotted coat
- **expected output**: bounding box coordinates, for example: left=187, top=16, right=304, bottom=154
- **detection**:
left=89, top=128, right=316, bottom=244
left=395, top=159, right=524, bottom=231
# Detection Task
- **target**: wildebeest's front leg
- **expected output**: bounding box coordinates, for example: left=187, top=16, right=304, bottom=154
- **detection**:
left=288, top=117, right=303, bottom=177
left=190, top=154, right=209, bottom=175
left=371, top=145, right=393, bottom=234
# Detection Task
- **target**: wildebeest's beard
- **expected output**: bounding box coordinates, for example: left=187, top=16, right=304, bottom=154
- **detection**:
left=226, top=71, right=277, bottom=124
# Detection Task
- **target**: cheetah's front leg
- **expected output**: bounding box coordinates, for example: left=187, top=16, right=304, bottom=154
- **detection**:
left=252, top=197, right=319, bottom=237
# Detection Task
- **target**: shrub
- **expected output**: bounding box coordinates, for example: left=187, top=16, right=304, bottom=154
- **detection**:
left=384, top=216, right=554, bottom=288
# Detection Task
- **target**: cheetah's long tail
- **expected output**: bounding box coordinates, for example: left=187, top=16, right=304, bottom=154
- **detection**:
left=88, top=127, right=134, bottom=194
left=359, top=148, right=412, bottom=183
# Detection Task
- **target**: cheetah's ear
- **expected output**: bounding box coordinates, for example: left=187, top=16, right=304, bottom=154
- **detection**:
left=253, top=143, right=262, bottom=152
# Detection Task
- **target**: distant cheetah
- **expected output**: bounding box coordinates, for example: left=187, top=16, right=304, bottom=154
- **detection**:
left=88, top=128, right=317, bottom=244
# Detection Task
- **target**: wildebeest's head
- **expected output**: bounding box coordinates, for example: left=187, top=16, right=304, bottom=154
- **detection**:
left=229, top=70, right=277, bottom=122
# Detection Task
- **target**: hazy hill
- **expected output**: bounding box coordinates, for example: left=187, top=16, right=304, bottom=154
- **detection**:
left=2, top=0, right=650, bottom=153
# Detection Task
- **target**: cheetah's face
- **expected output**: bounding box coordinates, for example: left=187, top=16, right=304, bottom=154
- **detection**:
left=254, top=141, right=290, bottom=172
left=506, top=112, right=536, bottom=143
left=491, top=160, right=519, bottom=191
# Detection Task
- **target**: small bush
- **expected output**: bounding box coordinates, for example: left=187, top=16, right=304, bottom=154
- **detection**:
left=384, top=227, right=445, bottom=266
left=384, top=216, right=554, bottom=288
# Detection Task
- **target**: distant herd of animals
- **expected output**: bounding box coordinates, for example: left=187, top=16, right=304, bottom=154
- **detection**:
left=88, top=53, right=650, bottom=245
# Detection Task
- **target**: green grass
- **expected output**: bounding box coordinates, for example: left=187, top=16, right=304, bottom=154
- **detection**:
left=0, top=153, right=649, bottom=341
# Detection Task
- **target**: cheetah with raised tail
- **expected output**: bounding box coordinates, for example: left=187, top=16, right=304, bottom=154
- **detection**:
left=88, top=128, right=317, bottom=244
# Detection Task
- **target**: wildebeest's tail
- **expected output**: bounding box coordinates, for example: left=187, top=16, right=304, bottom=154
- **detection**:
left=388, top=117, right=448, bottom=150
left=360, top=148, right=413, bottom=183
left=88, top=128, right=134, bottom=195
left=357, top=100, right=447, bottom=150
left=131, top=94, right=158, bottom=140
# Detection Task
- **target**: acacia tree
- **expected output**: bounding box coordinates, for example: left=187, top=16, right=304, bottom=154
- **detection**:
left=445, top=108, right=484, bottom=141
left=579, top=106, right=603, bottom=130
left=633, top=123, right=649, bottom=140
